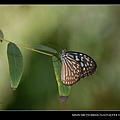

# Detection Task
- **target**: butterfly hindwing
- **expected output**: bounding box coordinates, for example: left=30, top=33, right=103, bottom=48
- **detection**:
left=61, top=55, right=81, bottom=85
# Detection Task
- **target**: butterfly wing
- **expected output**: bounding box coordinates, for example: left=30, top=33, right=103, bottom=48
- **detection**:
left=61, top=51, right=97, bottom=86
left=69, top=52, right=97, bottom=77
left=61, top=55, right=82, bottom=85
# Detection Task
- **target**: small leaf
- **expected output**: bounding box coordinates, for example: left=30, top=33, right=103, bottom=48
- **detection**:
left=7, top=42, right=23, bottom=89
left=0, top=30, right=4, bottom=42
left=52, top=56, right=71, bottom=102
left=34, top=45, right=57, bottom=56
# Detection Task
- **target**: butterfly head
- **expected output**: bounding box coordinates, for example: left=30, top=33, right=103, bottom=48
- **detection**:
left=61, top=49, right=67, bottom=58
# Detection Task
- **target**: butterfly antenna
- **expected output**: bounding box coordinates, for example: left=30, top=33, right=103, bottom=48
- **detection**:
left=48, top=42, right=64, bottom=49
left=48, top=42, right=63, bottom=62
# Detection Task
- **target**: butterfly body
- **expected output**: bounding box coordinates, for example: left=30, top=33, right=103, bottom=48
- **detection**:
left=61, top=49, right=97, bottom=86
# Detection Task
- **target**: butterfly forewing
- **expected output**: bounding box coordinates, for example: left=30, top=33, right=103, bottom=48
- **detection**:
left=61, top=49, right=97, bottom=86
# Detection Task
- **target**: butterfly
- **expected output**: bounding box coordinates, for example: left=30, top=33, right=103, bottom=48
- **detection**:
left=61, top=49, right=97, bottom=86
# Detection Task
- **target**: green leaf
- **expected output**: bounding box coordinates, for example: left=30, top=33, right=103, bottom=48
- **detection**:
left=52, top=56, right=71, bottom=102
left=34, top=45, right=57, bottom=56
left=0, top=30, right=4, bottom=42
left=7, top=42, right=23, bottom=90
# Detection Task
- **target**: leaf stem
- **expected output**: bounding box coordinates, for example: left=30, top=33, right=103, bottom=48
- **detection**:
left=0, top=38, right=53, bottom=56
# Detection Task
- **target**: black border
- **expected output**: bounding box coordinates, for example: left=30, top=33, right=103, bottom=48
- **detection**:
left=1, top=1, right=120, bottom=4
left=1, top=110, right=120, bottom=117
left=0, top=3, right=120, bottom=115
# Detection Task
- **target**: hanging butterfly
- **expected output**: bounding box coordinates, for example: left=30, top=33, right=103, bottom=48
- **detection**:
left=60, top=49, right=97, bottom=86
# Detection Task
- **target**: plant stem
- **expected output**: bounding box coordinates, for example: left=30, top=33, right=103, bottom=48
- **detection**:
left=0, top=38, right=53, bottom=56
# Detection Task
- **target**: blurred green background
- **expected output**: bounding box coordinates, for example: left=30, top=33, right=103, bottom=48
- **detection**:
left=0, top=5, right=120, bottom=110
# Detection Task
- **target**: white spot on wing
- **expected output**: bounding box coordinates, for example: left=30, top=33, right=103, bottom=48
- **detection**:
left=84, top=55, right=86, bottom=58
left=81, top=57, right=83, bottom=61
left=80, top=62, right=84, bottom=67
left=83, top=67, right=85, bottom=71
left=90, top=63, right=92, bottom=66
left=87, top=62, right=89, bottom=66
left=85, top=57, right=89, bottom=61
